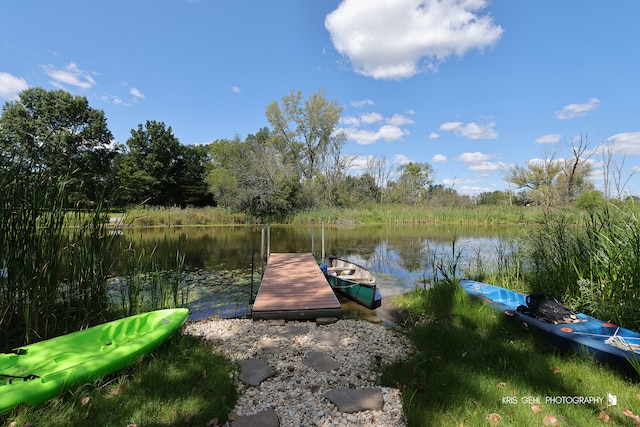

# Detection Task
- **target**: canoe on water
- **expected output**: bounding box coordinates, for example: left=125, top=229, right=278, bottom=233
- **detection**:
left=0, top=308, right=189, bottom=413
left=322, top=256, right=381, bottom=309
left=460, top=279, right=640, bottom=371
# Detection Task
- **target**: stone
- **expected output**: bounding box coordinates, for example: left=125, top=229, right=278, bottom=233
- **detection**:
left=304, top=351, right=340, bottom=372
left=231, top=409, right=279, bottom=427
left=316, top=317, right=339, bottom=325
left=316, top=331, right=341, bottom=347
left=277, top=324, right=309, bottom=338
left=238, top=359, right=274, bottom=386
left=257, top=338, right=281, bottom=353
left=324, top=388, right=384, bottom=413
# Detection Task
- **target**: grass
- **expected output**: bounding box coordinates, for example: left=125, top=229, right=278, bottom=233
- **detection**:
left=116, top=204, right=547, bottom=227
left=384, top=282, right=640, bottom=426
left=0, top=333, right=238, bottom=427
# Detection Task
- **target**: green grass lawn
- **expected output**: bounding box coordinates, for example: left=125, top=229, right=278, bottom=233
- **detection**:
left=382, top=283, right=640, bottom=426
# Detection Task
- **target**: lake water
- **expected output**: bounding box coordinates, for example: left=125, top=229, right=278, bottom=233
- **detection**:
left=119, top=224, right=523, bottom=320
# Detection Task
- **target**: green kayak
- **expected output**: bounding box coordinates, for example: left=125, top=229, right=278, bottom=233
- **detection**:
left=0, top=308, right=189, bottom=413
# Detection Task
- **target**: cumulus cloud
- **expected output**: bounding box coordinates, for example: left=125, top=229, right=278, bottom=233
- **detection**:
left=325, top=0, right=503, bottom=80
left=0, top=72, right=28, bottom=100
left=360, top=112, right=383, bottom=124
left=432, top=154, right=447, bottom=163
left=386, top=113, right=414, bottom=126
left=43, top=62, right=96, bottom=89
left=130, top=87, right=146, bottom=99
left=457, top=151, right=492, bottom=163
left=439, top=121, right=498, bottom=139
left=535, top=134, right=562, bottom=144
left=351, top=99, right=375, bottom=107
left=555, top=98, right=600, bottom=120
left=606, top=132, right=640, bottom=155
left=429, top=132, right=440, bottom=139
left=341, top=124, right=409, bottom=145
left=393, top=154, right=412, bottom=165
left=339, top=109, right=414, bottom=145
left=231, top=86, right=241, bottom=93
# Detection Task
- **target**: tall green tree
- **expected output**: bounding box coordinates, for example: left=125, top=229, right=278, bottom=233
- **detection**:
left=506, top=137, right=593, bottom=207
left=118, top=120, right=188, bottom=206
left=389, top=162, right=434, bottom=205
left=0, top=88, right=117, bottom=206
left=206, top=129, right=304, bottom=220
left=265, top=89, right=346, bottom=184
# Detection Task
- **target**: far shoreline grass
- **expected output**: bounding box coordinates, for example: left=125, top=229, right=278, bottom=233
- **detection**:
left=116, top=204, right=548, bottom=228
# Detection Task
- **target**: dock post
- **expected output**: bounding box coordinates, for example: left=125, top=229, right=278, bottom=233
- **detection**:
left=267, top=224, right=271, bottom=259
left=311, top=220, right=315, bottom=257
left=260, top=225, right=265, bottom=271
left=321, top=218, right=325, bottom=261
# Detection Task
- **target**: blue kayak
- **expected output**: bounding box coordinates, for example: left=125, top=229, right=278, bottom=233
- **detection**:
left=460, top=279, right=640, bottom=371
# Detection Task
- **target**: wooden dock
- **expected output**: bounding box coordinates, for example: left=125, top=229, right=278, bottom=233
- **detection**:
left=252, top=253, right=342, bottom=320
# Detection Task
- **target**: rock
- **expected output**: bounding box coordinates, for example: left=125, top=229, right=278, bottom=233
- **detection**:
left=231, top=409, right=279, bottom=427
left=316, top=331, right=340, bottom=347
left=316, top=317, right=339, bottom=325
left=304, top=351, right=341, bottom=372
left=324, top=388, right=384, bottom=413
left=238, top=359, right=274, bottom=386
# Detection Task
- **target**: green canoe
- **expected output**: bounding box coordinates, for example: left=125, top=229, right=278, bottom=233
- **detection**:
left=0, top=308, right=189, bottom=413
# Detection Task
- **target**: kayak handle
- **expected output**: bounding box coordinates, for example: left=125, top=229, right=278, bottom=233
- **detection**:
left=0, top=373, right=40, bottom=384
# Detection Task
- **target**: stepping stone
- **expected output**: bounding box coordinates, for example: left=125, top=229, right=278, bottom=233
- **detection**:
left=324, top=388, right=384, bottom=413
left=231, top=409, right=279, bottom=427
left=277, top=324, right=309, bottom=338
left=316, top=317, right=339, bottom=325
left=316, top=331, right=340, bottom=347
left=304, top=351, right=340, bottom=372
left=238, top=359, right=274, bottom=386
left=257, top=338, right=281, bottom=353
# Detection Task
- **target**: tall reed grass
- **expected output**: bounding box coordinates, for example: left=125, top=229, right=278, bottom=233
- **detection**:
left=0, top=164, right=188, bottom=351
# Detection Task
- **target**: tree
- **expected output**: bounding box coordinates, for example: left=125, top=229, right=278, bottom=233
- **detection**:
left=0, top=88, right=117, bottom=206
left=206, top=129, right=305, bottom=221
left=506, top=137, right=594, bottom=207
left=389, top=162, right=434, bottom=205
left=265, top=89, right=345, bottom=183
left=117, top=120, right=187, bottom=206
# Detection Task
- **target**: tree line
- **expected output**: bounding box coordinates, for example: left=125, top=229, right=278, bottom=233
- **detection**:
left=1, top=88, right=634, bottom=220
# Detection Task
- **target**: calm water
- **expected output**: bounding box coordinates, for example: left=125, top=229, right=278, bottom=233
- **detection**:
left=120, top=224, right=524, bottom=320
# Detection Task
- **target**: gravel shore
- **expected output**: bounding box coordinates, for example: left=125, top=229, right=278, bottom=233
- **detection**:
left=184, top=318, right=413, bottom=427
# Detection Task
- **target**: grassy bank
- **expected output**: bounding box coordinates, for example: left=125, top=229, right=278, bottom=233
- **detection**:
left=384, top=282, right=640, bottom=426
left=117, top=204, right=547, bottom=227
left=1, top=334, right=237, bottom=427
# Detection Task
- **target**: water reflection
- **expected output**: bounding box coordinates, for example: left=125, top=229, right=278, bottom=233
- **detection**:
left=117, top=225, right=524, bottom=319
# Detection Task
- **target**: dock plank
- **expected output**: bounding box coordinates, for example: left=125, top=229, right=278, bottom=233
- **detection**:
left=252, top=253, right=342, bottom=320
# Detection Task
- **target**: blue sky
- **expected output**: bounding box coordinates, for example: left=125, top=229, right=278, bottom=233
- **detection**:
left=2, top=0, right=640, bottom=196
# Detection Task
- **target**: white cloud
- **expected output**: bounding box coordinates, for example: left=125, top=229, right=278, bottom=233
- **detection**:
left=0, top=72, right=28, bottom=100
left=231, top=86, right=241, bottom=93
left=325, top=0, right=503, bottom=80
left=429, top=132, right=440, bottom=139
left=130, top=87, right=146, bottom=99
left=535, top=134, right=562, bottom=144
left=439, top=121, right=498, bottom=139
left=432, top=154, right=447, bottom=163
left=393, top=154, right=412, bottom=165
left=340, top=116, right=360, bottom=126
left=457, top=151, right=492, bottom=163
left=555, top=97, right=600, bottom=120
left=43, top=62, right=96, bottom=89
left=360, top=112, right=383, bottom=124
left=386, top=113, right=414, bottom=126
left=607, top=132, right=640, bottom=155
left=351, top=99, right=375, bottom=107
left=469, top=161, right=504, bottom=171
